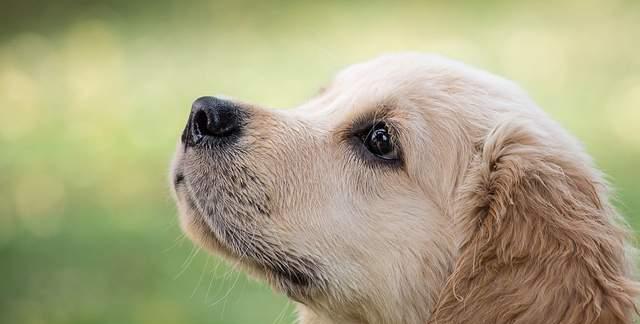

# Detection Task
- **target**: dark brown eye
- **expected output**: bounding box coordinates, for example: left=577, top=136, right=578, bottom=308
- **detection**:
left=363, top=123, right=398, bottom=160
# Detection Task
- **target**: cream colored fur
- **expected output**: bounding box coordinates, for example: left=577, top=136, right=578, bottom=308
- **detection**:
left=170, top=53, right=638, bottom=323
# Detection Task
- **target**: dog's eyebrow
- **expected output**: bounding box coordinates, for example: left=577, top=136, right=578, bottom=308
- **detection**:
left=336, top=105, right=396, bottom=140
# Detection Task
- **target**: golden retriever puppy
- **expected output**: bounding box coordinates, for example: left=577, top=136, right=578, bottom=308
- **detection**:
left=169, top=53, right=638, bottom=324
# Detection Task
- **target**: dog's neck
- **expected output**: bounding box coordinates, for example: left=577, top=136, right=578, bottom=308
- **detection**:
left=292, top=258, right=451, bottom=324
left=291, top=227, right=457, bottom=323
left=295, top=293, right=438, bottom=324
left=297, top=306, right=367, bottom=324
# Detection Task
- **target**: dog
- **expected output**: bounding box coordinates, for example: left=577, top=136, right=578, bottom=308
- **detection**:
left=169, top=53, right=638, bottom=323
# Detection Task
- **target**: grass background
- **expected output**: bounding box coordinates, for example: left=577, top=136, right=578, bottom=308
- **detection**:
left=1, top=0, right=639, bottom=323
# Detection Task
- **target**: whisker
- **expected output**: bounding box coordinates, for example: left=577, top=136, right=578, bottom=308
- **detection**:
left=210, top=270, right=242, bottom=307
left=190, top=256, right=210, bottom=298
left=174, top=246, right=200, bottom=279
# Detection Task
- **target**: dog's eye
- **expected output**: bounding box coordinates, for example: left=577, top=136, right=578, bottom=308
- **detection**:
left=362, top=122, right=398, bottom=160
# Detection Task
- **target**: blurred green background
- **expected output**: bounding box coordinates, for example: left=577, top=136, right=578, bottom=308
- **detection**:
left=1, top=0, right=639, bottom=323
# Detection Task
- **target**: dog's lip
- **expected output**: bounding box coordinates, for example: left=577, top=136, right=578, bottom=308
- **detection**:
left=173, top=172, right=185, bottom=187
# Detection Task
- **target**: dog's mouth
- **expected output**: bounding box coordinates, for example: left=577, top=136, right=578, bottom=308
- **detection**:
left=173, top=172, right=185, bottom=187
left=173, top=169, right=323, bottom=300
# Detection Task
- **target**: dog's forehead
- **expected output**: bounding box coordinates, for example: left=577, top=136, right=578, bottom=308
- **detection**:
left=292, top=54, right=443, bottom=123
left=291, top=86, right=391, bottom=127
left=339, top=54, right=420, bottom=79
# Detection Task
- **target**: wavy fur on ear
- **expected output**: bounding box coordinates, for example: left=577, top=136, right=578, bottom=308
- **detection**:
left=429, top=118, right=638, bottom=324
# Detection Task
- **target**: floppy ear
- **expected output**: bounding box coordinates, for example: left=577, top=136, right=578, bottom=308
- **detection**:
left=429, top=118, right=638, bottom=324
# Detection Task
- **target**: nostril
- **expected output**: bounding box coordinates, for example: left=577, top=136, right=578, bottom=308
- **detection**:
left=192, top=109, right=209, bottom=143
left=183, top=96, right=243, bottom=146
left=191, top=102, right=240, bottom=139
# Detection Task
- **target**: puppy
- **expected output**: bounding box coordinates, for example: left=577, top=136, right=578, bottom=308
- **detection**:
left=169, top=53, right=638, bottom=324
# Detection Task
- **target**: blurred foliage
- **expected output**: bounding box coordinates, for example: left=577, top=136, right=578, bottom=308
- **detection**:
left=1, top=0, right=639, bottom=323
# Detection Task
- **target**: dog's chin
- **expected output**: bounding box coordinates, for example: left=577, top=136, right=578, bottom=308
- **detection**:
left=175, top=192, right=263, bottom=270
left=174, top=190, right=319, bottom=302
left=171, top=161, right=272, bottom=283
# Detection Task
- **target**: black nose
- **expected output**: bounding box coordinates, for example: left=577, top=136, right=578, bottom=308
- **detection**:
left=182, top=96, right=243, bottom=146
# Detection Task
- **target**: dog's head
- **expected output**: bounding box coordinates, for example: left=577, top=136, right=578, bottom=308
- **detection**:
left=170, top=53, right=637, bottom=323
